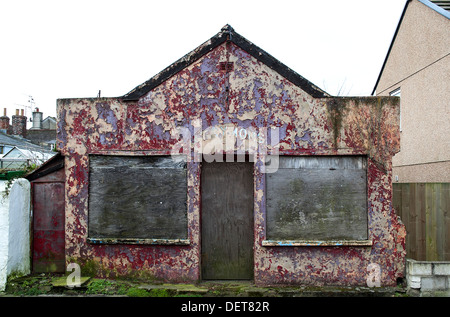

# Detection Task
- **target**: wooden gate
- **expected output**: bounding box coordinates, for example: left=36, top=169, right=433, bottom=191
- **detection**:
left=27, top=154, right=65, bottom=273
left=201, top=160, right=254, bottom=280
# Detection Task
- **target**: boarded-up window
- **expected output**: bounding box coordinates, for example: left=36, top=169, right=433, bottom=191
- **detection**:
left=88, top=155, right=187, bottom=241
left=265, top=156, right=367, bottom=241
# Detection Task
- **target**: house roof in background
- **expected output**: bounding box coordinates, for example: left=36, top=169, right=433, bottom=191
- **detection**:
left=429, top=0, right=450, bottom=14
left=371, top=0, right=449, bottom=95
left=2, top=146, right=55, bottom=162
left=26, top=129, right=57, bottom=145
left=122, top=25, right=330, bottom=101
left=0, top=131, right=53, bottom=153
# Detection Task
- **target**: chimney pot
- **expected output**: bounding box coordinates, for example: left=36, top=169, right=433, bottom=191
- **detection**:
left=32, top=109, right=43, bottom=129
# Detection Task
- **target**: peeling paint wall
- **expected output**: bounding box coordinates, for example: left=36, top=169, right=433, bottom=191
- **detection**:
left=57, top=41, right=405, bottom=286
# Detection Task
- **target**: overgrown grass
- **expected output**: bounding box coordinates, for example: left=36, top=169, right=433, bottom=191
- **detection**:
left=85, top=279, right=128, bottom=295
left=5, top=275, right=52, bottom=296
left=126, top=288, right=151, bottom=297
left=5, top=275, right=208, bottom=297
left=85, top=279, right=177, bottom=297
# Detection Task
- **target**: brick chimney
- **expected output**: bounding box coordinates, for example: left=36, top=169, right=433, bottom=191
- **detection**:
left=0, top=108, right=10, bottom=133
left=12, top=109, right=27, bottom=138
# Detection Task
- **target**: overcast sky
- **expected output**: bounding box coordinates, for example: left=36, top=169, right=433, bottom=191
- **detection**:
left=0, top=0, right=406, bottom=123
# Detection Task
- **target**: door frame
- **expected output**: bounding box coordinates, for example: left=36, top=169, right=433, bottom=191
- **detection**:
left=28, top=157, right=66, bottom=274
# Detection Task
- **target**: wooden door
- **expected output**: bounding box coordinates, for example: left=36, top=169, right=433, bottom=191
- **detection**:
left=201, top=161, right=254, bottom=280
left=32, top=168, right=65, bottom=273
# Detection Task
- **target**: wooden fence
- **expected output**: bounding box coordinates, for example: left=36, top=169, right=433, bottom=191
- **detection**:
left=393, top=183, right=450, bottom=261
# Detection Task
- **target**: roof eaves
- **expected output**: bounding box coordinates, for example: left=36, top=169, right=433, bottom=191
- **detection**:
left=421, top=0, right=450, bottom=19
left=25, top=152, right=64, bottom=181
left=122, top=25, right=329, bottom=101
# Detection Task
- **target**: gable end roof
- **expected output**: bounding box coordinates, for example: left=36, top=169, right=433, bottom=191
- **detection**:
left=122, top=25, right=329, bottom=101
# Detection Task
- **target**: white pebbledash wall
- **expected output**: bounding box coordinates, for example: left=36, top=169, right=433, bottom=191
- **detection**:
left=0, top=178, right=31, bottom=292
left=0, top=180, right=9, bottom=291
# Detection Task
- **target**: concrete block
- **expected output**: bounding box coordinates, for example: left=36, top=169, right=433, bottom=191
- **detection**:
left=433, top=263, right=450, bottom=276
left=406, top=259, right=432, bottom=276
left=421, top=289, right=450, bottom=297
left=421, top=276, right=447, bottom=291
left=408, top=275, right=421, bottom=289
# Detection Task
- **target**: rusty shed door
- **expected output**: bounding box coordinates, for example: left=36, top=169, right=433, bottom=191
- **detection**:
left=201, top=160, right=254, bottom=280
left=32, top=168, right=65, bottom=273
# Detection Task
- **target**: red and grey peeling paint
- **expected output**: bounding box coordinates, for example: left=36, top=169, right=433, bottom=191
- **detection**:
left=57, top=34, right=405, bottom=285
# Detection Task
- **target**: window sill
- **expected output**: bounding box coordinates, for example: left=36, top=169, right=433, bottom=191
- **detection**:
left=87, top=238, right=190, bottom=246
left=262, top=240, right=372, bottom=247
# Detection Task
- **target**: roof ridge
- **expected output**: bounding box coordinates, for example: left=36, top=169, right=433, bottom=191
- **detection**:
left=0, top=130, right=53, bottom=153
left=122, top=25, right=329, bottom=101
